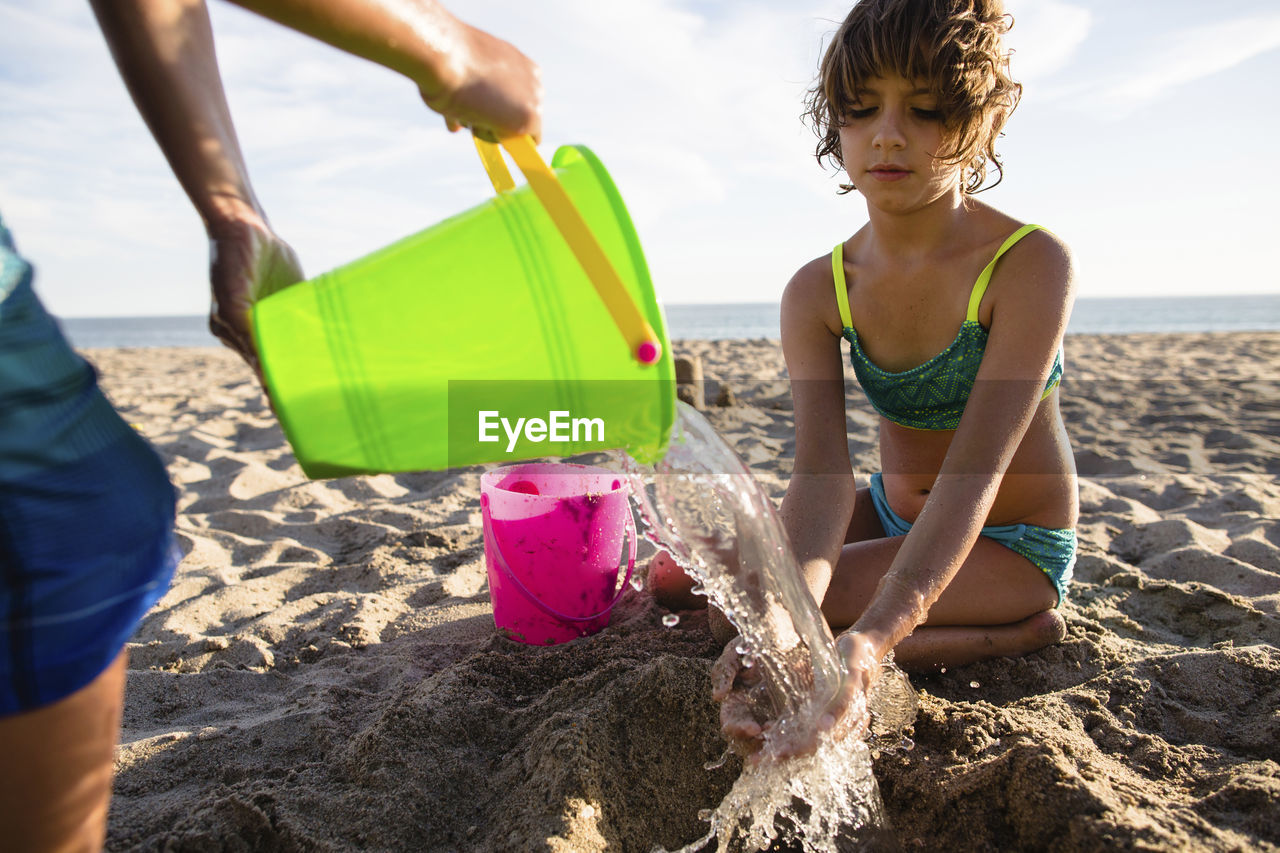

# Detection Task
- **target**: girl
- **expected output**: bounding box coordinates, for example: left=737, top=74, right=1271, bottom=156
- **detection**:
left=677, top=0, right=1079, bottom=747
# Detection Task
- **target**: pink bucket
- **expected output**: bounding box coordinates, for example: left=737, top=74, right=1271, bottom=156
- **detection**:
left=480, top=463, right=636, bottom=645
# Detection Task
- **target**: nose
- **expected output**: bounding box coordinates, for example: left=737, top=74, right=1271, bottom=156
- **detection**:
left=872, top=110, right=906, bottom=151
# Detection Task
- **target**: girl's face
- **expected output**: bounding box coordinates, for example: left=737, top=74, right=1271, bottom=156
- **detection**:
left=836, top=74, right=964, bottom=213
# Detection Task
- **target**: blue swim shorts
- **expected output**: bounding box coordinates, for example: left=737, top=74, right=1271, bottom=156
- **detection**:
left=1, top=216, right=178, bottom=715
left=867, top=473, right=1075, bottom=605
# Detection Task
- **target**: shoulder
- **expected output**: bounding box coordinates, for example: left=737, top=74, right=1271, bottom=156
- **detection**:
left=966, top=202, right=1072, bottom=277
left=985, top=223, right=1074, bottom=311
left=782, top=250, right=844, bottom=337
left=784, top=251, right=839, bottom=302
left=1006, top=226, right=1071, bottom=278
left=983, top=222, right=1075, bottom=333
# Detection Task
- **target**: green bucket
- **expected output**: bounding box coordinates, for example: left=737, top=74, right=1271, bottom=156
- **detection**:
left=252, top=139, right=675, bottom=478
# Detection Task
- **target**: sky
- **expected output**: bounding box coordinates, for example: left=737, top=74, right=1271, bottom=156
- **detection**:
left=2, top=0, right=1279, bottom=318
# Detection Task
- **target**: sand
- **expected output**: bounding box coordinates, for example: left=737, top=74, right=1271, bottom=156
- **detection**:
left=88, top=332, right=1280, bottom=852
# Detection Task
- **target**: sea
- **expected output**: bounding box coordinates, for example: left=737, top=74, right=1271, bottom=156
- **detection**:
left=58, top=294, right=1280, bottom=349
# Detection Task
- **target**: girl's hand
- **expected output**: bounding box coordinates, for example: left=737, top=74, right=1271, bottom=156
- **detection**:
left=752, top=633, right=878, bottom=761
left=421, top=23, right=542, bottom=143
left=710, top=637, right=769, bottom=757
left=817, top=631, right=882, bottom=740
left=206, top=209, right=303, bottom=377
left=712, top=633, right=868, bottom=763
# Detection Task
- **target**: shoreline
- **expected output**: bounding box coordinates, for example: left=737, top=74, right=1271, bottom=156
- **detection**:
left=59, top=291, right=1280, bottom=350
left=91, top=333, right=1280, bottom=851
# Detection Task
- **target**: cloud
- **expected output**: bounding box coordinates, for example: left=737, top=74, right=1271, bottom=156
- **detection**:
left=1034, top=8, right=1280, bottom=118
left=0, top=0, right=865, bottom=313
left=1105, top=14, right=1280, bottom=104
left=1003, top=0, right=1093, bottom=83
left=27, top=0, right=1272, bottom=313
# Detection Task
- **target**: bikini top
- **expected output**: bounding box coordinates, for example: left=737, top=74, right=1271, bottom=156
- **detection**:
left=832, top=223, right=1064, bottom=431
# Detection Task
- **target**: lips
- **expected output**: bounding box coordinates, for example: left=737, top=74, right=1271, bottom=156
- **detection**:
left=867, top=164, right=909, bottom=182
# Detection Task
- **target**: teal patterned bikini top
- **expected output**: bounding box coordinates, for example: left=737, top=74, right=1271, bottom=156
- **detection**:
left=833, top=224, right=1063, bottom=431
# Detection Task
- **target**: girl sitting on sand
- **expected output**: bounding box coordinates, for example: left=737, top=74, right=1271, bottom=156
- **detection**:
left=654, top=0, right=1077, bottom=744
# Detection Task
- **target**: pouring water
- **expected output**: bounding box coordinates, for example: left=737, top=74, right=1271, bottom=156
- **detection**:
left=620, top=403, right=916, bottom=852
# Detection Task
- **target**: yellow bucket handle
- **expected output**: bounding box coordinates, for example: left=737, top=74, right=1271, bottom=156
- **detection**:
left=474, top=134, right=662, bottom=366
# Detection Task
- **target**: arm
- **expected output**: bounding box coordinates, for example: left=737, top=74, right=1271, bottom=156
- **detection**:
left=90, top=0, right=541, bottom=366
left=91, top=0, right=292, bottom=365
left=222, top=0, right=541, bottom=140
left=710, top=257, right=854, bottom=646
left=778, top=257, right=859, bottom=605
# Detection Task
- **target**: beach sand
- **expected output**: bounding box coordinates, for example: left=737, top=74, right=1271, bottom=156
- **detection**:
left=89, top=332, right=1280, bottom=852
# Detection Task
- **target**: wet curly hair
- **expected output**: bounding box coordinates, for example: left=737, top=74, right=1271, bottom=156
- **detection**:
left=805, top=0, right=1022, bottom=194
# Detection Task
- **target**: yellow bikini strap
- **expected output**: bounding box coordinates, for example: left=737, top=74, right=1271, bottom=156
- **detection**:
left=831, top=243, right=853, bottom=330
left=967, top=223, right=1044, bottom=322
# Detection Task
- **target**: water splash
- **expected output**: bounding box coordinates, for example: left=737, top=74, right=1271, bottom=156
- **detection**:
left=621, top=403, right=916, bottom=852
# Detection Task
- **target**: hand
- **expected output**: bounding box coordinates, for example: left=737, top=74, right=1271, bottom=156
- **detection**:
left=711, top=631, right=882, bottom=765
left=815, top=631, right=882, bottom=742
left=710, top=634, right=821, bottom=764
left=206, top=207, right=303, bottom=376
left=420, top=23, right=542, bottom=142
left=710, top=637, right=770, bottom=759
left=763, top=632, right=881, bottom=761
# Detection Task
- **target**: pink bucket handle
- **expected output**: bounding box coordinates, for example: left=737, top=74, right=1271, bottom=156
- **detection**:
left=482, top=506, right=636, bottom=625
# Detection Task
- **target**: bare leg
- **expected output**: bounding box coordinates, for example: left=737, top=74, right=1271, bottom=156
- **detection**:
left=646, top=550, right=740, bottom=645
left=0, top=650, right=127, bottom=853
left=891, top=611, right=1066, bottom=672
left=821, top=488, right=1064, bottom=670
left=654, top=486, right=1065, bottom=667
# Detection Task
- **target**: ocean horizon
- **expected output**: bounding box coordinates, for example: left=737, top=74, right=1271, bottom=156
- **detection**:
left=58, top=293, right=1280, bottom=349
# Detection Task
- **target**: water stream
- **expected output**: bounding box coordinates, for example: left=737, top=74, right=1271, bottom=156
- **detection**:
left=619, top=403, right=917, bottom=852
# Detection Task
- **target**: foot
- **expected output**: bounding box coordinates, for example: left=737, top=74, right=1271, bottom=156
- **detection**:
left=647, top=551, right=707, bottom=612
left=1023, top=608, right=1068, bottom=647
left=892, top=609, right=1067, bottom=672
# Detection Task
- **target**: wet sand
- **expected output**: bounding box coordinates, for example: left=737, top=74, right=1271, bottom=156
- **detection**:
left=93, top=332, right=1280, bottom=851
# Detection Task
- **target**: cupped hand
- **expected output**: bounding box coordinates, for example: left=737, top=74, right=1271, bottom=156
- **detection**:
left=816, top=631, right=881, bottom=741
left=421, top=23, right=542, bottom=142
left=710, top=638, right=770, bottom=758
left=760, top=632, right=879, bottom=761
left=711, top=631, right=882, bottom=764
left=206, top=210, right=303, bottom=377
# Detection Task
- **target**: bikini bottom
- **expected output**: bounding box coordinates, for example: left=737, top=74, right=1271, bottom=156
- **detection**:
left=867, top=473, right=1075, bottom=606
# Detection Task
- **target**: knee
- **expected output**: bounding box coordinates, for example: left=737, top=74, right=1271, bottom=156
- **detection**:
left=1023, top=609, right=1067, bottom=650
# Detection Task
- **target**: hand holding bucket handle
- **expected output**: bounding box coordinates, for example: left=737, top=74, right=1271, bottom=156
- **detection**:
left=473, top=134, right=663, bottom=366
left=482, top=505, right=637, bottom=624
